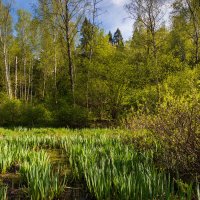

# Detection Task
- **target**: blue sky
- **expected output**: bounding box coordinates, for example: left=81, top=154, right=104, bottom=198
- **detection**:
left=98, top=0, right=133, bottom=40
left=13, top=0, right=133, bottom=40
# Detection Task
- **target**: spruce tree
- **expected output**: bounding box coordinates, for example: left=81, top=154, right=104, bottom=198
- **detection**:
left=80, top=18, right=93, bottom=57
left=113, top=28, right=124, bottom=47
left=108, top=31, right=113, bottom=44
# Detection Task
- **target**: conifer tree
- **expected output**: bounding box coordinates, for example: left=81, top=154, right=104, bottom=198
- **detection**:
left=108, top=31, right=113, bottom=44
left=113, top=28, right=124, bottom=47
left=80, top=18, right=93, bottom=57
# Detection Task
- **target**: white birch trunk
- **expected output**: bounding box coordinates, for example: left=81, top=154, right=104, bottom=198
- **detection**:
left=15, top=56, right=18, bottom=98
left=3, top=42, right=12, bottom=99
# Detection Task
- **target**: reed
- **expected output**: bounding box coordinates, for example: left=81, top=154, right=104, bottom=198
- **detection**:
left=0, top=129, right=198, bottom=199
left=0, top=186, right=7, bottom=200
left=63, top=134, right=197, bottom=200
left=20, top=151, right=66, bottom=200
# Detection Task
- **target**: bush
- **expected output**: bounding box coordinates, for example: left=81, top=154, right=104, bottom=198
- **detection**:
left=54, top=104, right=88, bottom=128
left=163, top=68, right=199, bottom=95
left=21, top=104, right=52, bottom=127
left=0, top=99, right=22, bottom=126
left=126, top=89, right=200, bottom=181
left=0, top=95, right=88, bottom=128
left=0, top=95, right=52, bottom=127
left=129, top=85, right=159, bottom=113
left=149, top=91, right=200, bottom=178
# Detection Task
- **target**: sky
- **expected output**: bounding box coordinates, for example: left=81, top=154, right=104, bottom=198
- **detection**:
left=99, top=0, right=133, bottom=40
left=13, top=0, right=133, bottom=41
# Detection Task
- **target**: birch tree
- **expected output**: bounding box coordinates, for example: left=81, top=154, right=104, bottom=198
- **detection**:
left=38, top=0, right=89, bottom=105
left=125, top=0, right=166, bottom=102
left=125, top=0, right=166, bottom=58
left=38, top=1, right=59, bottom=101
left=172, top=0, right=200, bottom=65
left=14, top=56, right=18, bottom=98
left=83, top=0, right=103, bottom=110
left=184, top=0, right=200, bottom=65
left=15, top=10, right=32, bottom=101
left=0, top=0, right=13, bottom=99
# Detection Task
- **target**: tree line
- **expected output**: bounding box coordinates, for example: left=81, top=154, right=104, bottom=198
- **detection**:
left=0, top=0, right=199, bottom=127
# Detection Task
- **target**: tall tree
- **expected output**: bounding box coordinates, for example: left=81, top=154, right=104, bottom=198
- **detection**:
left=108, top=31, right=113, bottom=44
left=186, top=0, right=200, bottom=65
left=113, top=28, right=124, bottom=47
left=170, top=0, right=189, bottom=62
left=125, top=0, right=165, bottom=58
left=38, top=0, right=89, bottom=105
left=15, top=9, right=32, bottom=101
left=126, top=0, right=166, bottom=103
left=79, top=0, right=103, bottom=109
left=80, top=18, right=93, bottom=57
left=0, top=0, right=13, bottom=99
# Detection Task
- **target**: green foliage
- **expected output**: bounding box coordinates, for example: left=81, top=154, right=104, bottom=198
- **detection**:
left=163, top=67, right=200, bottom=95
left=0, top=99, right=22, bottom=126
left=153, top=90, right=200, bottom=176
left=20, top=151, right=66, bottom=199
left=0, top=98, right=52, bottom=127
left=0, top=98, right=89, bottom=128
left=0, top=128, right=199, bottom=199
left=80, top=17, right=94, bottom=56
left=0, top=185, right=7, bottom=200
left=108, top=31, right=113, bottom=44
left=127, top=89, right=200, bottom=181
left=129, top=85, right=159, bottom=113
left=0, top=0, right=200, bottom=133
left=54, top=103, right=88, bottom=128
left=21, top=104, right=52, bottom=127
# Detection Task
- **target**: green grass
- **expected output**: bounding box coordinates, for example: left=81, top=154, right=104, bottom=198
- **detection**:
left=0, top=185, right=7, bottom=200
left=0, top=128, right=198, bottom=200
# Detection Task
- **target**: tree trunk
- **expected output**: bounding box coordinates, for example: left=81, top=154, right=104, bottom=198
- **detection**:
left=186, top=0, right=200, bottom=65
left=15, top=56, right=18, bottom=99
left=27, top=60, right=31, bottom=102
left=24, top=57, right=27, bottom=101
left=65, top=2, right=75, bottom=106
left=54, top=34, right=58, bottom=104
left=3, top=42, right=12, bottom=99
left=194, top=28, right=199, bottom=65
left=42, top=73, right=46, bottom=99
left=20, top=64, right=22, bottom=99
left=30, top=60, right=33, bottom=104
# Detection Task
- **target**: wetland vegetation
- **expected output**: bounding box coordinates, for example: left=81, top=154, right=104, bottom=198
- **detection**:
left=0, top=128, right=199, bottom=199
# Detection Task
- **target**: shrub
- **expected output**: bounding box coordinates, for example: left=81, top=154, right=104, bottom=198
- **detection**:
left=54, top=104, right=88, bottom=128
left=21, top=104, right=52, bottom=127
left=163, top=68, right=199, bottom=96
left=149, top=92, right=200, bottom=178
left=129, top=85, right=159, bottom=113
left=0, top=99, right=22, bottom=126
left=126, top=89, right=200, bottom=181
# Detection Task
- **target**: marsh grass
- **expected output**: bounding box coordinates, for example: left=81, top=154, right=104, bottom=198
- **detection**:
left=0, top=185, right=7, bottom=200
left=0, top=128, right=198, bottom=200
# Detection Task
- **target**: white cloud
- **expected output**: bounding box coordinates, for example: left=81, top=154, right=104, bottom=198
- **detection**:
left=99, top=1, right=133, bottom=40
left=111, top=0, right=126, bottom=6
left=119, top=19, right=133, bottom=40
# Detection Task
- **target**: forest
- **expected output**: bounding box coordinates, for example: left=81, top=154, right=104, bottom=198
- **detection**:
left=0, top=0, right=198, bottom=128
left=0, top=0, right=200, bottom=199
